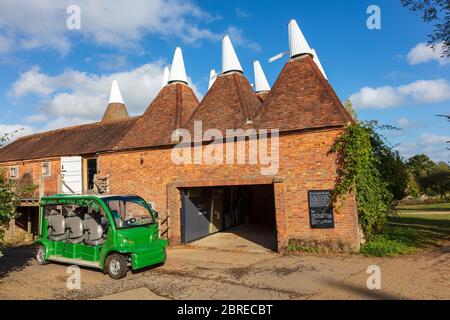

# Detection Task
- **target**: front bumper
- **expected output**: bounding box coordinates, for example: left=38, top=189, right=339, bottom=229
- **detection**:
left=131, top=239, right=168, bottom=270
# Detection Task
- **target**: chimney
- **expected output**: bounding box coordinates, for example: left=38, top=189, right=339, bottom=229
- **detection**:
left=168, top=47, right=188, bottom=85
left=253, top=60, right=271, bottom=93
left=102, top=80, right=129, bottom=122
left=208, top=69, right=217, bottom=90
left=162, top=66, right=170, bottom=87
left=222, top=35, right=243, bottom=74
left=311, top=48, right=328, bottom=80
left=288, top=19, right=312, bottom=59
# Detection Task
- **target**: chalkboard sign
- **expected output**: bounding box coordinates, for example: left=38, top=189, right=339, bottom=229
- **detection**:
left=308, top=190, right=334, bottom=229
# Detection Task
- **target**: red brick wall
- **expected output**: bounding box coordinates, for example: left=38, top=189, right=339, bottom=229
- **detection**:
left=98, top=127, right=360, bottom=252
left=1, top=158, right=61, bottom=196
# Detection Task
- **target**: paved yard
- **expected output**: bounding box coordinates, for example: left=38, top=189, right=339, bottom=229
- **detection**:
left=1, top=239, right=449, bottom=300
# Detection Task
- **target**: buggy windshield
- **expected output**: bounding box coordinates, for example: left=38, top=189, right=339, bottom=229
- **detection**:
left=103, top=196, right=155, bottom=229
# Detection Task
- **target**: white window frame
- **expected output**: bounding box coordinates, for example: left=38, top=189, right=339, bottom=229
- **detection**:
left=10, top=165, right=19, bottom=179
left=42, top=161, right=51, bottom=177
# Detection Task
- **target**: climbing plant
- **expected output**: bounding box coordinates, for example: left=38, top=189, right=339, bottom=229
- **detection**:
left=330, top=121, right=394, bottom=240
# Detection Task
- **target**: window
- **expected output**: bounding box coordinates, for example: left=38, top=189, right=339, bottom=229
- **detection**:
left=103, top=196, right=155, bottom=229
left=42, top=161, right=51, bottom=177
left=10, top=166, right=19, bottom=179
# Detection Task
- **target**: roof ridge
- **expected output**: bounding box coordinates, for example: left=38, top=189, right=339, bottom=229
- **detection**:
left=304, top=56, right=354, bottom=124
left=174, top=83, right=183, bottom=128
left=232, top=73, right=251, bottom=121
left=11, top=116, right=140, bottom=142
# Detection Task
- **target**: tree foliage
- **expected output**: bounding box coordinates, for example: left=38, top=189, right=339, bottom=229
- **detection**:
left=401, top=0, right=450, bottom=57
left=330, top=121, right=394, bottom=240
left=0, top=170, right=18, bottom=243
left=420, top=162, right=450, bottom=198
left=370, top=126, right=409, bottom=201
left=0, top=132, right=20, bottom=244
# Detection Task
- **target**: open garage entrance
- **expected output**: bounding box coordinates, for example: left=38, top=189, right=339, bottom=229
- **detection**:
left=181, top=185, right=278, bottom=252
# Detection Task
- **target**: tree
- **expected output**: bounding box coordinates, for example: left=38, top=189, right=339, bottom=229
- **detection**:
left=370, top=126, right=409, bottom=201
left=343, top=100, right=358, bottom=121
left=406, top=170, right=421, bottom=198
left=0, top=170, right=18, bottom=244
left=0, top=132, right=19, bottom=245
left=407, top=154, right=436, bottom=183
left=420, top=162, right=450, bottom=199
left=401, top=0, right=450, bottom=57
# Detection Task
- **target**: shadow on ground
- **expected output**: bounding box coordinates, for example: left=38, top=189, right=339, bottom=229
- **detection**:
left=0, top=245, right=34, bottom=279
left=323, top=279, right=403, bottom=300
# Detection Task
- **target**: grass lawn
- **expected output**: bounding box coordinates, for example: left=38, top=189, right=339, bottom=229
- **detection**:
left=396, top=202, right=450, bottom=212
left=360, top=209, right=450, bottom=257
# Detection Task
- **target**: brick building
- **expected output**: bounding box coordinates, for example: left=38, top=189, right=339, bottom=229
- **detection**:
left=0, top=20, right=360, bottom=252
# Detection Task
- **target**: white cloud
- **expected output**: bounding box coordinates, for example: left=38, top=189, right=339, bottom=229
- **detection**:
left=0, top=35, right=12, bottom=53
left=398, top=79, right=450, bottom=103
left=349, top=86, right=405, bottom=109
left=236, top=8, right=250, bottom=18
left=350, top=79, right=450, bottom=109
left=0, top=0, right=219, bottom=54
left=24, top=114, right=48, bottom=124
left=97, top=54, right=130, bottom=71
left=0, top=124, right=34, bottom=141
left=9, top=62, right=201, bottom=130
left=397, top=133, right=450, bottom=163
left=420, top=133, right=450, bottom=145
left=397, top=117, right=423, bottom=130
left=10, top=66, right=57, bottom=97
left=407, top=42, right=450, bottom=66
left=226, top=26, right=261, bottom=52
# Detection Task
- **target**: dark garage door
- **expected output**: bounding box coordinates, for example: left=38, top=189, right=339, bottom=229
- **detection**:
left=181, top=189, right=212, bottom=243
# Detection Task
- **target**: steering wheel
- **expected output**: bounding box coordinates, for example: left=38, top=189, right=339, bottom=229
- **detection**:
left=124, top=217, right=137, bottom=225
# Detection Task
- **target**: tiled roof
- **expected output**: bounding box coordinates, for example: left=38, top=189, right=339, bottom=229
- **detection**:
left=0, top=55, right=353, bottom=162
left=256, top=91, right=269, bottom=102
left=254, top=54, right=353, bottom=132
left=0, top=118, right=138, bottom=162
left=101, top=103, right=130, bottom=123
left=117, top=82, right=199, bottom=149
left=185, top=72, right=261, bottom=136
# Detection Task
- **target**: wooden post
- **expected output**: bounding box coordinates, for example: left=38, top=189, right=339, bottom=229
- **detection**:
left=9, top=219, right=15, bottom=242
left=39, top=175, right=44, bottom=199
left=27, top=207, right=32, bottom=234
left=57, top=174, right=62, bottom=194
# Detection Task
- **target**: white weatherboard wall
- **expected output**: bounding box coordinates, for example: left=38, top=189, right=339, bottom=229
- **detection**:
left=61, top=157, right=83, bottom=194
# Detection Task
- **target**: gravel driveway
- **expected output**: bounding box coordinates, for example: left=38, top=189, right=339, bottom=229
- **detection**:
left=1, top=241, right=449, bottom=300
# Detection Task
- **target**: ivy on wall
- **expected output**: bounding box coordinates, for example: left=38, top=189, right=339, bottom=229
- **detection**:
left=330, top=121, right=393, bottom=240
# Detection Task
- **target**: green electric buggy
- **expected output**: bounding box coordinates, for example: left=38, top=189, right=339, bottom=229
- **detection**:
left=34, top=194, right=168, bottom=279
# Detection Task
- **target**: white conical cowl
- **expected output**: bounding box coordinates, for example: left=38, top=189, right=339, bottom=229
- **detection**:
left=208, top=69, right=217, bottom=90
left=311, top=48, right=328, bottom=80
left=222, top=35, right=243, bottom=74
left=109, top=80, right=124, bottom=104
left=253, top=60, right=271, bottom=92
left=288, top=19, right=312, bottom=58
left=169, top=47, right=188, bottom=84
left=162, top=66, right=170, bottom=87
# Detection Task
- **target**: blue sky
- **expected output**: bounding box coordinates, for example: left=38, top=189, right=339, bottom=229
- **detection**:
left=0, top=0, right=449, bottom=162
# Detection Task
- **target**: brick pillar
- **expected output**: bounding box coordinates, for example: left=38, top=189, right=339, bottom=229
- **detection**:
left=274, top=179, right=288, bottom=252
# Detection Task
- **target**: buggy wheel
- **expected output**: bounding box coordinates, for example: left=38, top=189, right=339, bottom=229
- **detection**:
left=35, top=244, right=49, bottom=265
left=105, top=253, right=128, bottom=280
